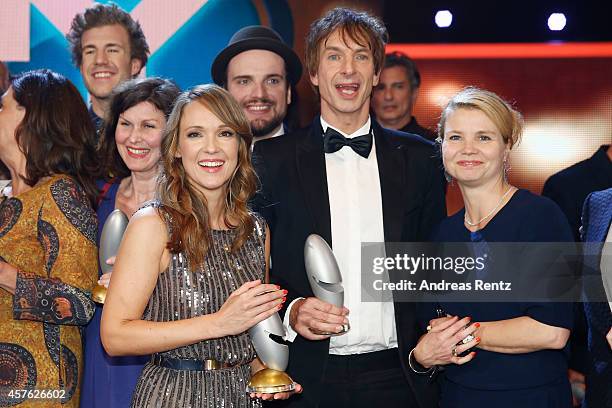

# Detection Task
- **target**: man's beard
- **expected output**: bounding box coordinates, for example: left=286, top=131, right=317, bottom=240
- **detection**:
left=250, top=112, right=285, bottom=138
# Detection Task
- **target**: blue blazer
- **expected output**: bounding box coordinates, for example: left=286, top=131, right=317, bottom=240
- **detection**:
left=580, top=187, right=612, bottom=408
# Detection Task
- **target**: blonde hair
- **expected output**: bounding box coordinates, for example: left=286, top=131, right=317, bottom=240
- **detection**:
left=438, top=87, right=523, bottom=149
left=158, top=84, right=256, bottom=266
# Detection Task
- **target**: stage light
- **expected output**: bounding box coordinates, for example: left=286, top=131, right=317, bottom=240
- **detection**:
left=547, top=13, right=566, bottom=31
left=435, top=10, right=453, bottom=28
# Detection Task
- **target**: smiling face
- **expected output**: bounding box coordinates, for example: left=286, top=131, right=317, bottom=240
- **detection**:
left=442, top=108, right=509, bottom=188
left=0, top=87, right=26, bottom=167
left=310, top=29, right=379, bottom=128
left=115, top=101, right=165, bottom=175
left=175, top=101, right=240, bottom=199
left=226, top=49, right=291, bottom=138
left=80, top=24, right=141, bottom=113
left=371, top=65, right=416, bottom=129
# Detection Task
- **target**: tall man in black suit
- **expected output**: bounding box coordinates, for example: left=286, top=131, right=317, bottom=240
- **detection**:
left=253, top=8, right=446, bottom=408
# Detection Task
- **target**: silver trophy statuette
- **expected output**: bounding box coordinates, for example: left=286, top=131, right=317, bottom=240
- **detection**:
left=304, top=234, right=349, bottom=335
left=91, top=209, right=129, bottom=304
left=247, top=313, right=295, bottom=393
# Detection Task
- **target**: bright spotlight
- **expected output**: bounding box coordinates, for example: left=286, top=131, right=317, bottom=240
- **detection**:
left=548, top=13, right=566, bottom=31
left=435, top=10, right=453, bottom=28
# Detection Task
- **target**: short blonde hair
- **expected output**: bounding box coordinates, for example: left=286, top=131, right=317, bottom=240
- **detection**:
left=438, top=87, right=523, bottom=149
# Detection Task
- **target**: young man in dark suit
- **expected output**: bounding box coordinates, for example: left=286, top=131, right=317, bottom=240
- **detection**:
left=253, top=7, right=446, bottom=408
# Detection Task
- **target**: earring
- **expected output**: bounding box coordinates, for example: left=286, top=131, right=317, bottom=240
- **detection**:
left=503, top=158, right=511, bottom=182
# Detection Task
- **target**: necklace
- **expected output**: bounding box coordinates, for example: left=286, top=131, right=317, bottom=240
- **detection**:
left=464, top=186, right=513, bottom=227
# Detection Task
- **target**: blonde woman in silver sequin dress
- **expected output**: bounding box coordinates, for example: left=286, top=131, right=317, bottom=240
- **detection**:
left=100, top=84, right=302, bottom=407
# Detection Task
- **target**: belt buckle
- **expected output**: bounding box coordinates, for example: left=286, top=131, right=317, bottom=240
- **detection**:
left=203, top=359, right=222, bottom=370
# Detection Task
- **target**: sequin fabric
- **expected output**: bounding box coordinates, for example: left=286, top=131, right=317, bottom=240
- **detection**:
left=131, top=210, right=266, bottom=408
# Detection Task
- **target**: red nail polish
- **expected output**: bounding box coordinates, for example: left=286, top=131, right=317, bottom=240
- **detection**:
left=474, top=322, right=481, bottom=328
left=282, top=289, right=288, bottom=295
left=277, top=304, right=283, bottom=310
left=471, top=351, right=477, bottom=357
left=476, top=337, right=481, bottom=342
left=282, top=297, right=287, bottom=303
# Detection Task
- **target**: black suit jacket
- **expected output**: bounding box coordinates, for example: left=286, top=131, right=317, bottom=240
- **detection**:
left=252, top=118, right=446, bottom=408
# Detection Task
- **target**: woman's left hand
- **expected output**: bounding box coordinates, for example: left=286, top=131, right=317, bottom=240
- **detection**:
left=250, top=383, right=303, bottom=401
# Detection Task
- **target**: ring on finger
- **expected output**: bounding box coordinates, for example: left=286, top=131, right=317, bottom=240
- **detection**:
left=426, top=324, right=432, bottom=332
left=461, top=334, right=475, bottom=344
left=451, top=346, right=458, bottom=357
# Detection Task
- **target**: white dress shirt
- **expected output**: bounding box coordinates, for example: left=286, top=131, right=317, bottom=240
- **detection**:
left=283, top=116, right=398, bottom=355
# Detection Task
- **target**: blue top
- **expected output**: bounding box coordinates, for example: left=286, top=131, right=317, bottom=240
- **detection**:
left=81, top=180, right=148, bottom=408
left=427, top=189, right=574, bottom=390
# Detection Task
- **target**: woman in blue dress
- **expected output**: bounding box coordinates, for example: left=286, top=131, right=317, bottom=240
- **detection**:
left=411, top=87, right=574, bottom=407
left=81, top=77, right=180, bottom=408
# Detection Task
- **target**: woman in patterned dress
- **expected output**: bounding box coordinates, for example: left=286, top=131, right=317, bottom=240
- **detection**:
left=101, top=84, right=302, bottom=407
left=0, top=70, right=100, bottom=407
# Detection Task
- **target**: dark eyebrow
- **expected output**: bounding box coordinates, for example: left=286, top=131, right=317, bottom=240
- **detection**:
left=231, top=75, right=253, bottom=81
left=82, top=43, right=124, bottom=50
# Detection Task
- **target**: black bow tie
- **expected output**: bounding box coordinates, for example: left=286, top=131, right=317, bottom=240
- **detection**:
left=323, top=127, right=373, bottom=158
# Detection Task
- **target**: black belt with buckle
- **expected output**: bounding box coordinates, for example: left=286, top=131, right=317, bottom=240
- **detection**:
left=151, top=354, right=237, bottom=371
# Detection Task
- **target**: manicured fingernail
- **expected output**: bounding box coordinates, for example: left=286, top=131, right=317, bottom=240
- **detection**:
left=471, top=351, right=477, bottom=357
left=282, top=289, right=288, bottom=295
left=277, top=304, right=283, bottom=310
left=474, top=322, right=480, bottom=328
left=276, top=285, right=280, bottom=289
left=476, top=337, right=481, bottom=342
left=282, top=297, right=286, bottom=303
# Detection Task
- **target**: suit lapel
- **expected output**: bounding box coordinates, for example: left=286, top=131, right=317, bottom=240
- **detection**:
left=296, top=118, right=333, bottom=246
left=373, top=121, right=405, bottom=243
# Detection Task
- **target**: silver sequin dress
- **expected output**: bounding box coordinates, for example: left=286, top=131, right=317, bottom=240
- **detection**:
left=131, top=212, right=266, bottom=408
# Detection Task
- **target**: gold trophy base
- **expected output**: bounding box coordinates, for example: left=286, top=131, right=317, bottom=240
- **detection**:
left=91, top=284, right=107, bottom=304
left=247, top=368, right=296, bottom=394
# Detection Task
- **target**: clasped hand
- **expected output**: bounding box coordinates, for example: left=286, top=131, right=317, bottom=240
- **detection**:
left=413, top=315, right=480, bottom=368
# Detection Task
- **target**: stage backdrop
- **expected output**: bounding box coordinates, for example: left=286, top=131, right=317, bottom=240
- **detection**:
left=2, top=1, right=610, bottom=214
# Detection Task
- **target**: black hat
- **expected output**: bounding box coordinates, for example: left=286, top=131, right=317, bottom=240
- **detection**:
left=211, top=25, right=303, bottom=86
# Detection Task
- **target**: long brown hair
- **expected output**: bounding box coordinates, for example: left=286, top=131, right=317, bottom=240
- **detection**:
left=12, top=69, right=100, bottom=205
left=159, top=84, right=256, bottom=266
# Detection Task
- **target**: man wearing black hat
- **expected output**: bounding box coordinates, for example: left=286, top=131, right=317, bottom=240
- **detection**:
left=212, top=25, right=303, bottom=141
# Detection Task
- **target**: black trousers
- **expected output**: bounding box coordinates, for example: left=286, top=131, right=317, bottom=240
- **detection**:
left=318, top=348, right=418, bottom=408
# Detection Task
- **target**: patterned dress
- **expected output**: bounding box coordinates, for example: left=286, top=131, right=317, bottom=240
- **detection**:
left=131, top=208, right=266, bottom=408
left=0, top=175, right=98, bottom=407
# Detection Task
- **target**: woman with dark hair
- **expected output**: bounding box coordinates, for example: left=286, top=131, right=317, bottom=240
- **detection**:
left=101, top=84, right=301, bottom=407
left=0, top=69, right=100, bottom=407
left=80, top=77, right=180, bottom=408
